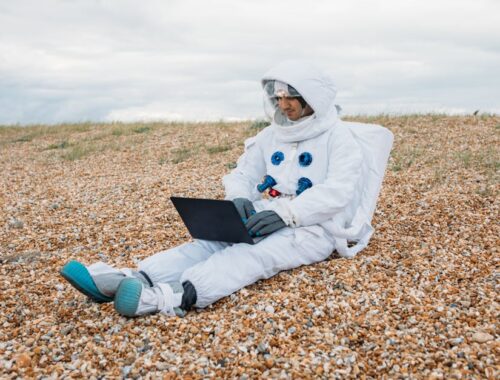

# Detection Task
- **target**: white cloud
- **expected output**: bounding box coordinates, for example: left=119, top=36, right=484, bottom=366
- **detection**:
left=0, top=0, right=499, bottom=124
left=105, top=103, right=184, bottom=122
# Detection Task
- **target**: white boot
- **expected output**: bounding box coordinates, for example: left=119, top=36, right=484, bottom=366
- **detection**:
left=114, top=278, right=184, bottom=317
left=89, top=263, right=153, bottom=296
left=60, top=260, right=153, bottom=303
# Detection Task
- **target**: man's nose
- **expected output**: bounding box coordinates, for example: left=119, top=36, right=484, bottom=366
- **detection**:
left=278, top=98, right=289, bottom=108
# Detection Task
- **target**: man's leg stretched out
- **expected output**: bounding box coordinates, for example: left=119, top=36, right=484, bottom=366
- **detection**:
left=60, top=239, right=229, bottom=307
left=113, top=225, right=335, bottom=317
left=60, top=260, right=152, bottom=303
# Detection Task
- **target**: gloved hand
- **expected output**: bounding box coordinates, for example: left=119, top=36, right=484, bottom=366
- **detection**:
left=232, top=198, right=256, bottom=222
left=245, top=210, right=286, bottom=237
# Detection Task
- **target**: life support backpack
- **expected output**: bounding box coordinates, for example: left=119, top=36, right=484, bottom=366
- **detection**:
left=329, top=122, right=394, bottom=258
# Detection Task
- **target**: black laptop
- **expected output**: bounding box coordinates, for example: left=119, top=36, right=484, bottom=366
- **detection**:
left=170, top=197, right=262, bottom=244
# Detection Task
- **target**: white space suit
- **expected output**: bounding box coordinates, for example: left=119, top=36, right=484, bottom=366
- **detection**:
left=137, top=60, right=392, bottom=308
left=61, top=60, right=393, bottom=316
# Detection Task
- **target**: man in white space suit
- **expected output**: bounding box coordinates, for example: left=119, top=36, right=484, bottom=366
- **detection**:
left=60, top=60, right=393, bottom=317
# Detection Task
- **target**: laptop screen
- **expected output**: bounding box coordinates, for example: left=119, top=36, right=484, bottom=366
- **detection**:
left=170, top=197, right=256, bottom=244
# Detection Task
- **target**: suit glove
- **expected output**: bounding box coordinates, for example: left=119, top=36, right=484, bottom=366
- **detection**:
left=232, top=198, right=256, bottom=222
left=245, top=210, right=286, bottom=237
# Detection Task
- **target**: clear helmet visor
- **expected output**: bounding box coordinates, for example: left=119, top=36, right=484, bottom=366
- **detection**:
left=263, top=90, right=279, bottom=121
left=263, top=80, right=301, bottom=99
left=262, top=80, right=303, bottom=124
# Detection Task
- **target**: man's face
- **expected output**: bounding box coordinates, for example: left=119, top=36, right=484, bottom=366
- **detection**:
left=277, top=97, right=313, bottom=121
left=277, top=97, right=304, bottom=121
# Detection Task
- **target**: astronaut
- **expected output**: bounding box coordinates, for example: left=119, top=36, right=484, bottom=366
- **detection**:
left=60, top=60, right=393, bottom=317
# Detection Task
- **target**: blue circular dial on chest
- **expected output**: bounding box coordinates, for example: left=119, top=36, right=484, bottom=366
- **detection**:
left=298, top=152, right=313, bottom=167
left=271, top=151, right=285, bottom=165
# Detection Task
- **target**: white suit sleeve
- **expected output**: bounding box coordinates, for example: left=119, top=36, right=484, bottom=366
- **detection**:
left=268, top=126, right=363, bottom=227
left=222, top=132, right=267, bottom=201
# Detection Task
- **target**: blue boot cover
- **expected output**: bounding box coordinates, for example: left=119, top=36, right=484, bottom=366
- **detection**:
left=114, top=278, right=143, bottom=317
left=60, top=260, right=113, bottom=303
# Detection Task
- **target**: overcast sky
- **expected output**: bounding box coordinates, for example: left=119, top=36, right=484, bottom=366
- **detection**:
left=1, top=0, right=499, bottom=125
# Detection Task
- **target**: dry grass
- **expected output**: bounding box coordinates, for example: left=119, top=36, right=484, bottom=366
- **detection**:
left=0, top=116, right=498, bottom=379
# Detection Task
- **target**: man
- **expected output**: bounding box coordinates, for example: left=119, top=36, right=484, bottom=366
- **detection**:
left=60, top=60, right=393, bottom=317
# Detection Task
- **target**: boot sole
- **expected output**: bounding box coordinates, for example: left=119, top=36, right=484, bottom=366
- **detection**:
left=114, top=278, right=142, bottom=317
left=59, top=260, right=113, bottom=303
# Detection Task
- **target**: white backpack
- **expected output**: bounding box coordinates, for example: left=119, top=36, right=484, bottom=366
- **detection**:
left=330, top=121, right=394, bottom=258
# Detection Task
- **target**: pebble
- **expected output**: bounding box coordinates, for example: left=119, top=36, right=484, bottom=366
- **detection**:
left=60, top=325, right=74, bottom=336
left=449, top=337, right=464, bottom=346
left=485, top=367, right=495, bottom=378
left=97, top=252, right=108, bottom=261
left=238, top=345, right=248, bottom=353
left=265, top=357, right=274, bottom=369
left=15, top=353, right=31, bottom=368
left=257, top=342, right=269, bottom=354
left=264, top=305, right=275, bottom=314
left=9, top=218, right=24, bottom=229
left=363, top=343, right=377, bottom=351
left=25, top=338, right=35, bottom=347
left=345, top=354, right=356, bottom=364
left=3, top=360, right=13, bottom=370
left=313, top=309, right=324, bottom=318
left=471, top=332, right=493, bottom=343
left=121, top=365, right=133, bottom=377
left=108, top=324, right=122, bottom=334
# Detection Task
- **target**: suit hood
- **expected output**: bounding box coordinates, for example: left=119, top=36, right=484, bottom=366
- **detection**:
left=262, top=60, right=339, bottom=142
left=262, top=60, right=338, bottom=119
